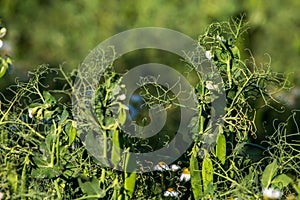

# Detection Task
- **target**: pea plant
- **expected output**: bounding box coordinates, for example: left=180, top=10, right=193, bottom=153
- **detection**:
left=0, top=18, right=299, bottom=200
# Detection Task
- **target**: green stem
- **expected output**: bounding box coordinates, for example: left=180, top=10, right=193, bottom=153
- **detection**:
left=54, top=179, right=62, bottom=199
left=226, top=59, right=232, bottom=88
left=213, top=171, right=259, bottom=199
left=20, top=156, right=28, bottom=200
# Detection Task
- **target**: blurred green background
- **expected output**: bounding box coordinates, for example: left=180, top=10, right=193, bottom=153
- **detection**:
left=0, top=0, right=299, bottom=97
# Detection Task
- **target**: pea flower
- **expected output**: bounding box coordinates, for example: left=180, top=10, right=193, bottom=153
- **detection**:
left=216, top=35, right=226, bottom=42
left=0, top=27, right=7, bottom=49
left=164, top=188, right=179, bottom=197
left=0, top=192, right=4, bottom=200
left=117, top=94, right=126, bottom=101
left=205, top=50, right=213, bottom=60
left=170, top=164, right=180, bottom=171
left=180, top=167, right=191, bottom=182
left=262, top=188, right=282, bottom=200
left=153, top=161, right=170, bottom=171
left=28, top=108, right=34, bottom=118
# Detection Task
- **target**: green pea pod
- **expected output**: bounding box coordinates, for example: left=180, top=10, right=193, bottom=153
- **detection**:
left=124, top=153, right=136, bottom=198
left=111, top=129, right=121, bottom=168
left=216, top=126, right=226, bottom=165
left=202, top=153, right=213, bottom=195
left=0, top=59, right=7, bottom=78
left=190, top=147, right=202, bottom=200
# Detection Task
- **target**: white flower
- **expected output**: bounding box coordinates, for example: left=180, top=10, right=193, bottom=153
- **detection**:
left=262, top=188, right=282, bottom=199
left=0, top=40, right=3, bottom=48
left=205, top=81, right=217, bottom=90
left=28, top=108, right=33, bottom=118
left=0, top=27, right=7, bottom=38
left=153, top=161, right=170, bottom=171
left=216, top=35, right=226, bottom=42
left=164, top=188, right=179, bottom=197
left=117, top=94, right=126, bottom=101
left=170, top=164, right=180, bottom=171
left=180, top=167, right=191, bottom=182
left=205, top=50, right=213, bottom=60
left=0, top=192, right=4, bottom=200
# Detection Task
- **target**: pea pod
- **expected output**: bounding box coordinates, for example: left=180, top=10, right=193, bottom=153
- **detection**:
left=216, top=125, right=226, bottom=165
left=124, top=153, right=136, bottom=198
left=190, top=147, right=202, bottom=200
left=0, top=59, right=7, bottom=78
left=202, top=152, right=213, bottom=195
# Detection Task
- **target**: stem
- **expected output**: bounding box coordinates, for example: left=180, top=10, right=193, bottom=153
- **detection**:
left=213, top=171, right=259, bottom=199
left=20, top=156, right=28, bottom=200
left=228, top=73, right=253, bottom=113
left=226, top=59, right=232, bottom=88
left=54, top=179, right=62, bottom=199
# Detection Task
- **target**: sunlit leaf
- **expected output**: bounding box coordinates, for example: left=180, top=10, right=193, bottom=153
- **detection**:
left=261, top=160, right=278, bottom=188
left=78, top=177, right=105, bottom=198
left=272, top=174, right=293, bottom=188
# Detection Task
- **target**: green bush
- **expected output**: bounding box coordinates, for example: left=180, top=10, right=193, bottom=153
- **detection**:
left=0, top=18, right=299, bottom=200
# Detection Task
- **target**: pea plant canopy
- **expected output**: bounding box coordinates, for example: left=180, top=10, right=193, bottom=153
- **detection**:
left=0, top=17, right=300, bottom=200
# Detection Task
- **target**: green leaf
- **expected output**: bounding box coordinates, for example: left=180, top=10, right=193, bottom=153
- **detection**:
left=272, top=174, right=293, bottom=188
left=43, top=110, right=55, bottom=120
left=78, top=177, right=105, bottom=198
left=261, top=160, right=278, bottom=188
left=58, top=108, right=69, bottom=125
left=85, top=132, right=109, bottom=166
left=190, top=147, right=202, bottom=200
left=202, top=153, right=213, bottom=194
left=31, top=167, right=60, bottom=179
left=43, top=91, right=56, bottom=105
left=216, top=126, right=226, bottom=165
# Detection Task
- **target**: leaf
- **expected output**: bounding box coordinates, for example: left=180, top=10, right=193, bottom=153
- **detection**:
left=43, top=91, right=56, bottom=105
left=85, top=132, right=109, bottom=166
left=190, top=147, right=202, bottom=200
left=31, top=167, right=60, bottom=179
left=78, top=177, right=105, bottom=198
left=202, top=153, right=213, bottom=194
left=58, top=109, right=69, bottom=125
left=261, top=160, right=278, bottom=188
left=272, top=174, right=293, bottom=188
left=216, top=127, right=226, bottom=165
left=43, top=110, right=54, bottom=120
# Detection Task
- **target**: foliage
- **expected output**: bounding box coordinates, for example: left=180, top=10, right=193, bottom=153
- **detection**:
left=0, top=17, right=300, bottom=200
